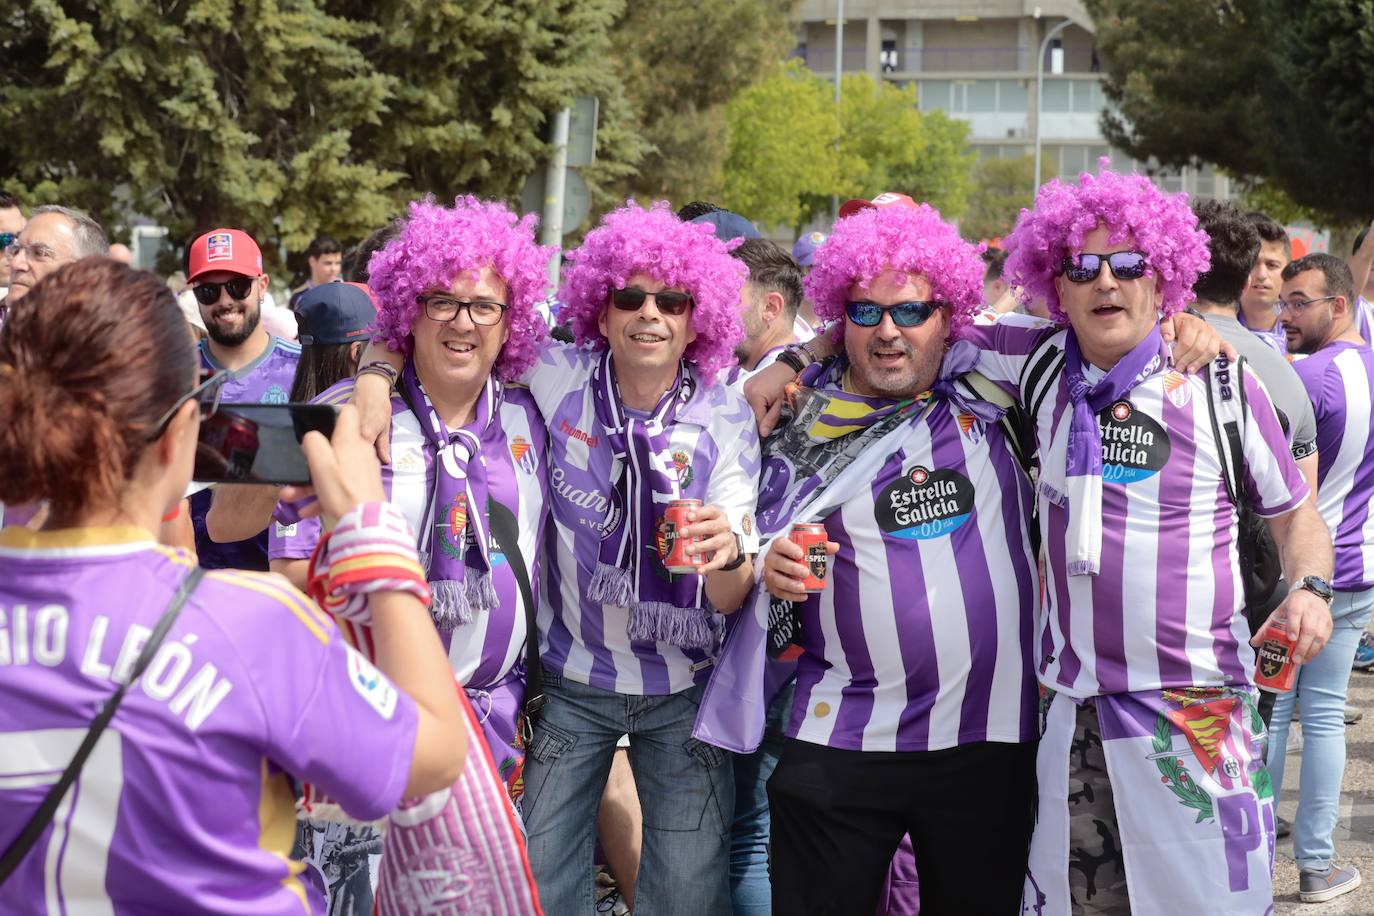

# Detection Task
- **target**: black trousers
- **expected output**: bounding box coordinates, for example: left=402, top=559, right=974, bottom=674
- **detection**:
left=768, top=738, right=1038, bottom=916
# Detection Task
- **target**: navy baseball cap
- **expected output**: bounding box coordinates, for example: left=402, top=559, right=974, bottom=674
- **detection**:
left=791, top=231, right=827, bottom=267
left=691, top=210, right=762, bottom=243
left=295, top=282, right=376, bottom=345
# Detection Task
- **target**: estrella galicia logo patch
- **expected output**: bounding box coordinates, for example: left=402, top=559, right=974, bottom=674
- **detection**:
left=1098, top=400, right=1170, bottom=484
left=875, top=465, right=975, bottom=540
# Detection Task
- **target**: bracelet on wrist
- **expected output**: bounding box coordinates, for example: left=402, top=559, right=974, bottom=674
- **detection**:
left=358, top=361, right=400, bottom=389
left=776, top=348, right=808, bottom=374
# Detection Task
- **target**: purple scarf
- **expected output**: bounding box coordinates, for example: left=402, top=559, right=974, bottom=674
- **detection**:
left=402, top=361, right=499, bottom=629
left=586, top=351, right=715, bottom=650
left=1058, top=326, right=1168, bottom=576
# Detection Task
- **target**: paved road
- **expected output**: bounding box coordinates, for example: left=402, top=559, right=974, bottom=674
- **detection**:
left=1272, top=666, right=1374, bottom=913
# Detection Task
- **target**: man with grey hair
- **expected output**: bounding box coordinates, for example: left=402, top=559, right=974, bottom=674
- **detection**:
left=3, top=204, right=109, bottom=310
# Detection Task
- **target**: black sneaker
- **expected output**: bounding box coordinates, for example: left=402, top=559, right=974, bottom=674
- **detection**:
left=1299, top=863, right=1361, bottom=903
left=1276, top=815, right=1292, bottom=839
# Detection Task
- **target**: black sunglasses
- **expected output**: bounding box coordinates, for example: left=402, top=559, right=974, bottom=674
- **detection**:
left=149, top=369, right=228, bottom=440
left=844, top=300, right=942, bottom=328
left=1060, top=251, right=1149, bottom=284
left=192, top=276, right=257, bottom=305
left=610, top=287, right=694, bottom=316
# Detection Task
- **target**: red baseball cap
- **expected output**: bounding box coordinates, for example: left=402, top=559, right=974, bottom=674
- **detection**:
left=188, top=228, right=263, bottom=282
left=837, top=191, right=918, bottom=221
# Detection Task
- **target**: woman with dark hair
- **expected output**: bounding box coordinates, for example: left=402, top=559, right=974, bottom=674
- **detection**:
left=289, top=282, right=377, bottom=403
left=0, top=258, right=466, bottom=913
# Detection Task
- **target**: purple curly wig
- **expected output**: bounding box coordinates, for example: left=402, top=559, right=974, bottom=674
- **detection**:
left=558, top=200, right=748, bottom=385
left=1002, top=163, right=1211, bottom=322
left=804, top=202, right=986, bottom=342
left=367, top=195, right=554, bottom=382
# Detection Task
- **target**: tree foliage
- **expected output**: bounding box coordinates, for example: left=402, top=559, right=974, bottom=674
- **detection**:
left=962, top=155, right=1056, bottom=241
left=1087, top=0, right=1374, bottom=224
left=722, top=61, right=975, bottom=230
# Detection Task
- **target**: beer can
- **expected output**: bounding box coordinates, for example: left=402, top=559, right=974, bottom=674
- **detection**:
left=789, top=523, right=830, bottom=593
left=1254, top=617, right=1298, bottom=693
left=660, top=499, right=707, bottom=574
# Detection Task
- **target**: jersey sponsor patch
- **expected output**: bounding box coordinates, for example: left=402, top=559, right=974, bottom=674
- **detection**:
left=275, top=521, right=298, bottom=538
left=875, top=465, right=975, bottom=540
left=207, top=232, right=232, bottom=261
left=345, top=646, right=398, bottom=720
left=1097, top=400, right=1171, bottom=484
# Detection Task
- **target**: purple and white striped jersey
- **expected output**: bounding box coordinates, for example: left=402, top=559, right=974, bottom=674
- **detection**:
left=1238, top=310, right=1288, bottom=356
left=0, top=526, right=416, bottom=915
left=786, top=400, right=1039, bottom=752
left=1293, top=341, right=1374, bottom=591
left=1357, top=297, right=1374, bottom=343
left=270, top=379, right=549, bottom=689
left=968, top=317, right=1310, bottom=698
left=526, top=343, right=762, bottom=696
left=193, top=336, right=302, bottom=571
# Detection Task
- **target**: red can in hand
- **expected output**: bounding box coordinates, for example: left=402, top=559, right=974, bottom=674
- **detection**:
left=660, top=499, right=707, bottom=574
left=789, top=523, right=830, bottom=593
left=1255, top=617, right=1298, bottom=693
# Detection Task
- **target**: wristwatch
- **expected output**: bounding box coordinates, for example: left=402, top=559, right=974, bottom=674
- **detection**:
left=1293, top=575, right=1334, bottom=605
left=720, top=533, right=748, bottom=571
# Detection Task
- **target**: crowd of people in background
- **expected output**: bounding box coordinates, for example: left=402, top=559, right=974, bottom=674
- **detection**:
left=1, top=164, right=1373, bottom=914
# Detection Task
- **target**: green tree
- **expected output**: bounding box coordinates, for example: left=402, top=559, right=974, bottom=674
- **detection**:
left=1087, top=0, right=1374, bottom=224
left=962, top=155, right=1055, bottom=241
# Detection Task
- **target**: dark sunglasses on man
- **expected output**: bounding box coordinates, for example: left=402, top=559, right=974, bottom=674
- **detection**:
left=844, top=299, right=942, bottom=328
left=0, top=232, right=17, bottom=252
left=610, top=287, right=694, bottom=316
left=1060, top=251, right=1149, bottom=284
left=192, top=276, right=257, bottom=306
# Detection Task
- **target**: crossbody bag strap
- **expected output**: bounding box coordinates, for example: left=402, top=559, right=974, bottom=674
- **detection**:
left=486, top=498, right=543, bottom=741
left=0, top=565, right=205, bottom=886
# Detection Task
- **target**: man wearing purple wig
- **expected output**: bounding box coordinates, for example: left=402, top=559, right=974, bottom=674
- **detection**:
left=278, top=196, right=554, bottom=815
left=355, top=200, right=761, bottom=914
left=697, top=200, right=1040, bottom=914
left=966, top=168, right=1333, bottom=913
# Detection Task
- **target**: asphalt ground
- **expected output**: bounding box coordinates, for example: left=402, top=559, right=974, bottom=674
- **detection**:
left=1272, top=665, right=1374, bottom=913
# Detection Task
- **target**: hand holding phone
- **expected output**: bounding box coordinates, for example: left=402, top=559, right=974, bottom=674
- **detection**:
left=291, top=405, right=386, bottom=525
left=194, top=403, right=338, bottom=485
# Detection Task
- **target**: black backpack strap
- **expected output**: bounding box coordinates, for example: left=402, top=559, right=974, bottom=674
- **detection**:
left=0, top=566, right=205, bottom=887
left=487, top=498, right=544, bottom=741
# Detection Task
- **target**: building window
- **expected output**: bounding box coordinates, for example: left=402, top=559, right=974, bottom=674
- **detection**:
left=881, top=39, right=899, bottom=73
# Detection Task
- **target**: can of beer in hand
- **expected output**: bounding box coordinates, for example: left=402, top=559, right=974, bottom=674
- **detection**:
left=1255, top=617, right=1298, bottom=693
left=789, top=523, right=830, bottom=593
left=660, top=499, right=707, bottom=574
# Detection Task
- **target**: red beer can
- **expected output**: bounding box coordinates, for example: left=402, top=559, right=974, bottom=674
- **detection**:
left=789, top=523, right=830, bottom=592
left=660, top=499, right=707, bottom=574
left=1255, top=617, right=1298, bottom=693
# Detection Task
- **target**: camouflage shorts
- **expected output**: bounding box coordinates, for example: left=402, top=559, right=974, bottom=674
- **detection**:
left=1066, top=698, right=1130, bottom=915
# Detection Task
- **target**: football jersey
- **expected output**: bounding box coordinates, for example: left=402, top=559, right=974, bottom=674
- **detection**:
left=526, top=343, right=761, bottom=696
left=969, top=317, right=1309, bottom=697
left=270, top=379, right=549, bottom=687
left=1293, top=341, right=1374, bottom=590
left=191, top=336, right=302, bottom=571
left=0, top=526, right=416, bottom=915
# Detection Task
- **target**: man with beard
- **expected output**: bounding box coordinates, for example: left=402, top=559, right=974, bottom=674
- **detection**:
left=1269, top=252, right=1374, bottom=902
left=727, top=239, right=803, bottom=388
left=186, top=227, right=300, bottom=569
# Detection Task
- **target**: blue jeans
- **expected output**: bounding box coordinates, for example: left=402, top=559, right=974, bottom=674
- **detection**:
left=521, top=669, right=734, bottom=915
left=1267, top=586, right=1374, bottom=871
left=729, top=680, right=795, bottom=915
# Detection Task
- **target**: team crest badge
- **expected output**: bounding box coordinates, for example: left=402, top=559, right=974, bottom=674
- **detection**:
left=1163, top=371, right=1191, bottom=408
left=207, top=232, right=232, bottom=261
left=1147, top=688, right=1271, bottom=824
left=672, top=450, right=693, bottom=488
left=439, top=493, right=468, bottom=559
left=510, top=434, right=537, bottom=473
left=741, top=513, right=752, bottom=536
left=957, top=412, right=982, bottom=441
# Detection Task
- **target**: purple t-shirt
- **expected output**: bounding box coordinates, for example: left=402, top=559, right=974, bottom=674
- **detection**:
left=191, top=336, right=302, bottom=571
left=1294, top=340, right=1374, bottom=591
left=0, top=526, right=416, bottom=915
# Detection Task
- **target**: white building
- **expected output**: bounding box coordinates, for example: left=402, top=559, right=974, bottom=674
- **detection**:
left=790, top=0, right=1230, bottom=198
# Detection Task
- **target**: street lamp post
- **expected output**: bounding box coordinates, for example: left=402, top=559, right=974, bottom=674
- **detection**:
left=833, top=0, right=844, bottom=218
left=1032, top=19, right=1072, bottom=197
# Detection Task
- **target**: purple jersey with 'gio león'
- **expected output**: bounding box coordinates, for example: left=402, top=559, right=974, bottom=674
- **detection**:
left=1294, top=340, right=1374, bottom=590
left=526, top=342, right=761, bottom=696
left=0, top=526, right=417, bottom=915
left=271, top=378, right=549, bottom=688
left=779, top=399, right=1039, bottom=752
left=968, top=316, right=1309, bottom=698
left=191, top=335, right=302, bottom=571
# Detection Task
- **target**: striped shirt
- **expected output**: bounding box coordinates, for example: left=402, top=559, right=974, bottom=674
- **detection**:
left=0, top=526, right=415, bottom=914
left=192, top=336, right=302, bottom=571
left=1293, top=341, right=1374, bottom=591
left=270, top=379, right=549, bottom=688
left=969, top=317, right=1310, bottom=698
left=526, top=343, right=762, bottom=696
left=786, top=399, right=1039, bottom=752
